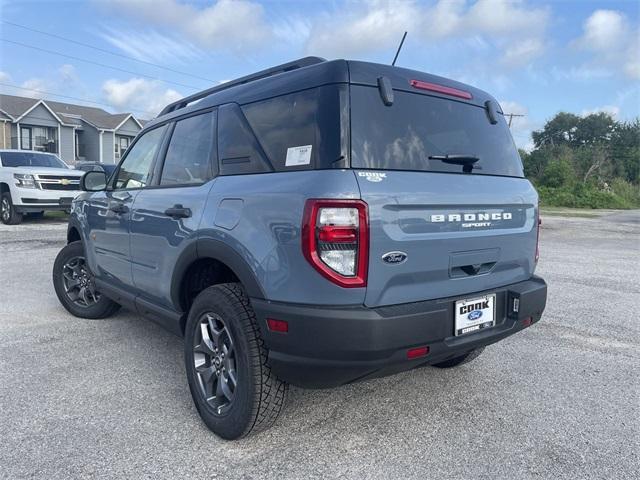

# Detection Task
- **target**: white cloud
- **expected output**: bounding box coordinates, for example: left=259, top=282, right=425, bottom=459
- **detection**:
left=578, top=10, right=628, bottom=52
left=58, top=64, right=77, bottom=82
left=15, top=64, right=87, bottom=101
left=465, top=0, right=548, bottom=36
left=99, top=27, right=203, bottom=63
left=102, top=78, right=182, bottom=116
left=581, top=105, right=620, bottom=118
left=108, top=0, right=272, bottom=52
left=304, top=0, right=549, bottom=62
left=305, top=0, right=419, bottom=57
left=550, top=65, right=613, bottom=82
left=623, top=38, right=640, bottom=79
left=272, top=16, right=312, bottom=45
left=20, top=78, right=48, bottom=98
left=502, top=38, right=545, bottom=67
left=575, top=9, right=640, bottom=80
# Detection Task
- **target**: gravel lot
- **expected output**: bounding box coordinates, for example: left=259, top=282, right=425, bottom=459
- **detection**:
left=1, top=211, right=638, bottom=479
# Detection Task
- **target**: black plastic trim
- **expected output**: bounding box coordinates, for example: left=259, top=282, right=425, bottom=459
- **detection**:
left=94, top=278, right=184, bottom=337
left=251, top=276, right=547, bottom=388
left=196, top=238, right=266, bottom=299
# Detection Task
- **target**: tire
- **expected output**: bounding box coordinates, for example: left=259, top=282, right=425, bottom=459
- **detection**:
left=52, top=241, right=121, bottom=319
left=1, top=192, right=23, bottom=225
left=184, top=283, right=288, bottom=440
left=432, top=347, right=485, bottom=369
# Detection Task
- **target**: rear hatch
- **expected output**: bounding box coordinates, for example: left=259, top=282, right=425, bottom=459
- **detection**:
left=349, top=82, right=538, bottom=308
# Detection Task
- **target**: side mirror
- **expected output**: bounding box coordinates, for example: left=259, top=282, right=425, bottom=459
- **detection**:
left=81, top=170, right=107, bottom=191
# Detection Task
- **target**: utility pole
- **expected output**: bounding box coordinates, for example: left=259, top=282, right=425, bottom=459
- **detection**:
left=504, top=113, right=525, bottom=128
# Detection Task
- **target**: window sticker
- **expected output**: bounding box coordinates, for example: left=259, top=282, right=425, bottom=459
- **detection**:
left=285, top=145, right=312, bottom=167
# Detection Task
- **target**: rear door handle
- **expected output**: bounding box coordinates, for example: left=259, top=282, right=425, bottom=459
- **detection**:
left=164, top=204, right=192, bottom=219
left=109, top=203, right=129, bottom=215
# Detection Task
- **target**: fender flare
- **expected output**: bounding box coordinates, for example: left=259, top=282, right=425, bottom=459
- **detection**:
left=170, top=238, right=266, bottom=310
left=67, top=218, right=83, bottom=243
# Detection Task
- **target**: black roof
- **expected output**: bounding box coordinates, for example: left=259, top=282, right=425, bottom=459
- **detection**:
left=147, top=58, right=497, bottom=129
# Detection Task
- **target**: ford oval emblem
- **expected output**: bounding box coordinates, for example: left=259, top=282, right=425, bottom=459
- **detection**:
left=382, top=251, right=407, bottom=265
left=468, top=310, right=483, bottom=321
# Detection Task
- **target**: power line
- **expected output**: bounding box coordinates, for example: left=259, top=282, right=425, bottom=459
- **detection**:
left=1, top=20, right=216, bottom=84
left=1, top=38, right=202, bottom=91
left=504, top=112, right=525, bottom=128
left=0, top=82, right=156, bottom=117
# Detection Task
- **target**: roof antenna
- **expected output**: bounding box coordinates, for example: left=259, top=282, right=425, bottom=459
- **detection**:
left=392, top=31, right=408, bottom=66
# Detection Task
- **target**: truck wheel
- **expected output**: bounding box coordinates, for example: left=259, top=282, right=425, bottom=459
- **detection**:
left=184, top=283, right=288, bottom=440
left=1, top=192, right=23, bottom=225
left=432, top=347, right=485, bottom=368
left=52, top=241, right=121, bottom=319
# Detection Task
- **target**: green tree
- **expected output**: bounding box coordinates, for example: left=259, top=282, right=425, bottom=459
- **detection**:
left=526, top=111, right=639, bottom=208
left=610, top=119, right=640, bottom=183
left=532, top=112, right=580, bottom=148
left=575, top=112, right=616, bottom=146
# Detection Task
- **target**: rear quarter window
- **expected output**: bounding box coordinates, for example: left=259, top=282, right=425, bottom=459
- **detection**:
left=350, top=86, right=524, bottom=177
left=242, top=85, right=345, bottom=171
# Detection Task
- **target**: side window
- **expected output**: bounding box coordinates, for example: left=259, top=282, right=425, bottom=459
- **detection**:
left=241, top=86, right=344, bottom=171
left=242, top=89, right=318, bottom=171
left=160, top=111, right=215, bottom=185
left=217, top=103, right=272, bottom=176
left=114, top=126, right=166, bottom=189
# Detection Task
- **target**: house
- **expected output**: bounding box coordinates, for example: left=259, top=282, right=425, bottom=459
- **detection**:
left=0, top=94, right=145, bottom=165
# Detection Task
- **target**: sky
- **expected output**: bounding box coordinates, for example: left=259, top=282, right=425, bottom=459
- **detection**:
left=0, top=0, right=638, bottom=150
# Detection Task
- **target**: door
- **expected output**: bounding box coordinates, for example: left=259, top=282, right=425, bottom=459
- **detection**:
left=130, top=111, right=216, bottom=310
left=84, top=125, right=167, bottom=290
left=115, top=135, right=132, bottom=162
left=349, top=85, right=538, bottom=307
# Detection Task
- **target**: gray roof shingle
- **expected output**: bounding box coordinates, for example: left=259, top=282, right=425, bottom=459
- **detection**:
left=0, top=94, right=142, bottom=130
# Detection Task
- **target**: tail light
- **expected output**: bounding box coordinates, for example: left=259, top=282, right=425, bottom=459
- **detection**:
left=535, top=214, right=541, bottom=263
left=302, top=199, right=369, bottom=288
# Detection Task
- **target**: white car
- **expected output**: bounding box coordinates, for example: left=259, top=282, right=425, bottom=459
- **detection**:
left=0, top=149, right=84, bottom=225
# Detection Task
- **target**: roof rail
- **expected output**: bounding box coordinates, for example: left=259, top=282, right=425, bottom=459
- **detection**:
left=158, top=56, right=326, bottom=117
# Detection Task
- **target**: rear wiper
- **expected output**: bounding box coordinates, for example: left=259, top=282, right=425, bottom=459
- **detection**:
left=428, top=154, right=480, bottom=173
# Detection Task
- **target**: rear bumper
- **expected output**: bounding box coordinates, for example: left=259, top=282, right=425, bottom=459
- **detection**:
left=251, top=276, right=547, bottom=388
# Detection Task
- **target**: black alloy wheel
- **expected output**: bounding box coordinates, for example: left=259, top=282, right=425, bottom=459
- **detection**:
left=52, top=241, right=121, bottom=319
left=192, top=312, right=238, bottom=415
left=61, top=255, right=100, bottom=308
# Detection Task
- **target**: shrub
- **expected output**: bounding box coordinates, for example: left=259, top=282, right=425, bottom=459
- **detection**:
left=610, top=178, right=640, bottom=207
left=541, top=158, right=575, bottom=188
left=537, top=184, right=634, bottom=209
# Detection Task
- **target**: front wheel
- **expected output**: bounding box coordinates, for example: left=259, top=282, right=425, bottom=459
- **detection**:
left=1, top=192, right=23, bottom=225
left=184, top=283, right=288, bottom=440
left=52, top=241, right=121, bottom=319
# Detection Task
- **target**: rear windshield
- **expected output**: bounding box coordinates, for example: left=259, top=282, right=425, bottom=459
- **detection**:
left=350, top=86, right=523, bottom=177
left=0, top=151, right=68, bottom=169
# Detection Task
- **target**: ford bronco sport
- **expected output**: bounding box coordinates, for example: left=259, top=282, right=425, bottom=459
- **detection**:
left=52, top=57, right=547, bottom=440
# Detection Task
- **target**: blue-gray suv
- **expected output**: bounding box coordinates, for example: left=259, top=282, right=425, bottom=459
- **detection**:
left=53, top=57, right=547, bottom=439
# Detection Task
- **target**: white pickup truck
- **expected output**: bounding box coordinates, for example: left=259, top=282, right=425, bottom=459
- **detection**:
left=0, top=149, right=83, bottom=225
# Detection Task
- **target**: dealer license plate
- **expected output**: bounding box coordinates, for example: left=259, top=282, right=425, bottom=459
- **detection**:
left=454, top=294, right=496, bottom=336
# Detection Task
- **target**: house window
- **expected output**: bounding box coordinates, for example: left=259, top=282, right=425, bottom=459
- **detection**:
left=20, top=125, right=58, bottom=153
left=115, top=135, right=133, bottom=161
left=21, top=127, right=31, bottom=150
